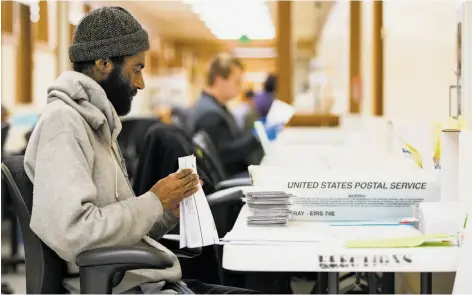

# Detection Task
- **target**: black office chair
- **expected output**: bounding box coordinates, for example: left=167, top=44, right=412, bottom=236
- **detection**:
left=166, top=130, right=249, bottom=285
left=1, top=177, right=24, bottom=272
left=1, top=156, right=198, bottom=294
left=1, top=122, right=25, bottom=275
left=118, top=117, right=161, bottom=183
left=170, top=106, right=190, bottom=131
left=133, top=124, right=250, bottom=240
left=192, top=131, right=228, bottom=182
left=1, top=122, right=10, bottom=159
left=192, top=131, right=252, bottom=191
left=132, top=124, right=250, bottom=286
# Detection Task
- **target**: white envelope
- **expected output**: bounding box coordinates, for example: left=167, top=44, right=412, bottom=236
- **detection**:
left=265, top=99, right=295, bottom=128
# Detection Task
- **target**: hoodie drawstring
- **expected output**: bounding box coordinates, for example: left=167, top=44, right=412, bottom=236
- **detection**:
left=109, top=146, right=119, bottom=200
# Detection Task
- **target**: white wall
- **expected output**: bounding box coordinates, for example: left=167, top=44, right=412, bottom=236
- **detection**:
left=316, top=1, right=349, bottom=115
left=383, top=1, right=457, bottom=121
left=317, top=1, right=458, bottom=121
left=33, top=48, right=56, bottom=111
left=461, top=2, right=472, bottom=124
left=1, top=42, right=56, bottom=110
left=1, top=42, right=56, bottom=151
left=1, top=40, right=17, bottom=109
left=294, top=58, right=310, bottom=95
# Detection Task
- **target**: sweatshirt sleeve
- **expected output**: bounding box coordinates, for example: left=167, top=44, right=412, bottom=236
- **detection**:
left=148, top=210, right=180, bottom=240
left=28, top=131, right=164, bottom=263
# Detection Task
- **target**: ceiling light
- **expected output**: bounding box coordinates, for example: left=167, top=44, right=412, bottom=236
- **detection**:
left=17, top=0, right=40, bottom=23
left=69, top=1, right=85, bottom=26
left=184, top=0, right=275, bottom=40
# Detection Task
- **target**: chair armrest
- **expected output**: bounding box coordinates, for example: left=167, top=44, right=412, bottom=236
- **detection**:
left=215, top=178, right=252, bottom=191
left=207, top=186, right=250, bottom=207
left=77, top=246, right=173, bottom=294
left=161, top=235, right=202, bottom=259
left=76, top=245, right=173, bottom=268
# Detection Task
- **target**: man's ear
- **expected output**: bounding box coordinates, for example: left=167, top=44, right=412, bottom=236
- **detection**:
left=94, top=59, right=113, bottom=76
left=213, top=75, right=223, bottom=85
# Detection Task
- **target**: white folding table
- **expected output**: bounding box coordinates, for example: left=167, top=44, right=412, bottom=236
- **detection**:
left=222, top=206, right=459, bottom=294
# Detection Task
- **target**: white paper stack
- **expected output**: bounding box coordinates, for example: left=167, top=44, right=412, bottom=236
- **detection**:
left=244, top=191, right=293, bottom=227
left=265, top=99, right=296, bottom=128
left=178, top=155, right=219, bottom=249
left=413, top=202, right=467, bottom=236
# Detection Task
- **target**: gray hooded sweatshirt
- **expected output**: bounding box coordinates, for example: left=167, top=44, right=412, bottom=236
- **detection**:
left=24, top=71, right=182, bottom=293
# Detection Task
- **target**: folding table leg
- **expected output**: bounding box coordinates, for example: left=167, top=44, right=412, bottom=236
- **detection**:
left=316, top=272, right=328, bottom=294
left=420, top=272, right=432, bottom=294
left=381, top=272, right=395, bottom=294
left=368, top=273, right=377, bottom=294
left=327, top=272, right=339, bottom=294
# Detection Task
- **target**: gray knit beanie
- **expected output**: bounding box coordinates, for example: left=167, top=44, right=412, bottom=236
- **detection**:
left=69, top=6, right=150, bottom=63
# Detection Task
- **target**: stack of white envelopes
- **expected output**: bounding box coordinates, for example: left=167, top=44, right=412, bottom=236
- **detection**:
left=178, top=155, right=219, bottom=248
left=245, top=191, right=293, bottom=227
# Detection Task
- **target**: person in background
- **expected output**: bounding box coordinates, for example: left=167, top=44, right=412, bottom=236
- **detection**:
left=232, top=89, right=259, bottom=132
left=253, top=74, right=276, bottom=118
left=187, top=53, right=263, bottom=178
left=152, top=103, right=173, bottom=124
left=23, top=7, right=254, bottom=294
left=150, top=101, right=190, bottom=129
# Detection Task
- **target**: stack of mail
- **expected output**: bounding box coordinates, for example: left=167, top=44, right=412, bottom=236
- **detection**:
left=179, top=155, right=219, bottom=249
left=245, top=191, right=293, bottom=227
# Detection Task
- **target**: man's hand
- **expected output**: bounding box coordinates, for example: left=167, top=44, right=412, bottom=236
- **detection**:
left=150, top=169, right=200, bottom=212
left=168, top=179, right=204, bottom=218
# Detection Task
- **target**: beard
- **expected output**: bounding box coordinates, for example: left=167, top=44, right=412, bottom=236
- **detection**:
left=99, top=67, right=138, bottom=116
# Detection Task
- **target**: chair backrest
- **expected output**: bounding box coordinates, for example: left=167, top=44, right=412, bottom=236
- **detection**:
left=170, top=106, right=190, bottom=130
left=118, top=117, right=161, bottom=180
left=131, top=125, right=224, bottom=283
left=1, top=156, right=67, bottom=294
left=1, top=122, right=10, bottom=157
left=192, top=131, right=228, bottom=182
left=132, top=124, right=217, bottom=197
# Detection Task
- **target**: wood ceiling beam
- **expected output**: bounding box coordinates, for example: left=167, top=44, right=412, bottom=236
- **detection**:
left=173, top=38, right=315, bottom=57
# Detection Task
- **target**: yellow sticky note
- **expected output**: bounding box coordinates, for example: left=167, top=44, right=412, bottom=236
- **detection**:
left=433, top=122, right=442, bottom=163
left=345, top=234, right=455, bottom=248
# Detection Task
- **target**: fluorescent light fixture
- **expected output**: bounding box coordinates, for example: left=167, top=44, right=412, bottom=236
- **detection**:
left=183, top=0, right=275, bottom=40
left=69, top=0, right=85, bottom=26
left=16, top=0, right=37, bottom=5
left=17, top=0, right=40, bottom=22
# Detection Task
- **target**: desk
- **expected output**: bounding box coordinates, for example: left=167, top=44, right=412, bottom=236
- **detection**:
left=222, top=206, right=458, bottom=294
left=274, top=128, right=347, bottom=147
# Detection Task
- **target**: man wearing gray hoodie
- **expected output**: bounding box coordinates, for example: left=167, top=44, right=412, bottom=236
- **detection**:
left=24, top=6, right=254, bottom=295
